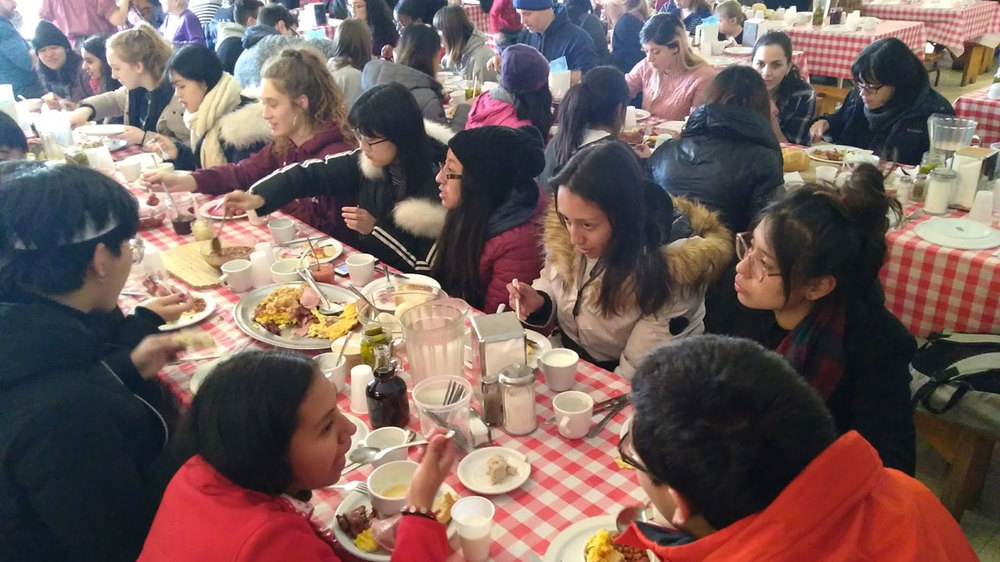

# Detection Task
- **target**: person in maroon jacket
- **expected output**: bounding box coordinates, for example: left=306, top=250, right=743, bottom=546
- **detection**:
left=141, top=46, right=358, bottom=244
left=429, top=125, right=547, bottom=313
left=139, top=350, right=454, bottom=561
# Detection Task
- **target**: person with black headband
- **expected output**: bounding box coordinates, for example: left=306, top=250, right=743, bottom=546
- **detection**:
left=0, top=162, right=194, bottom=561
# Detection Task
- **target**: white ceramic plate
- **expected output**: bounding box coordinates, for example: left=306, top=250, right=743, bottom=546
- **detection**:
left=138, top=292, right=216, bottom=331
left=823, top=24, right=851, bottom=33
left=914, top=217, right=1000, bottom=250
left=633, top=109, right=650, bottom=121
left=360, top=274, right=441, bottom=299
left=805, top=144, right=873, bottom=164
left=103, top=138, right=128, bottom=152
left=344, top=413, right=369, bottom=458
left=457, top=446, right=531, bottom=495
left=189, top=357, right=222, bottom=394
left=543, top=515, right=617, bottom=562
left=724, top=46, right=753, bottom=55
left=274, top=238, right=344, bottom=264
left=654, top=121, right=686, bottom=136
left=332, top=484, right=458, bottom=561
left=232, top=283, right=359, bottom=350
left=198, top=199, right=247, bottom=220
left=76, top=124, right=125, bottom=136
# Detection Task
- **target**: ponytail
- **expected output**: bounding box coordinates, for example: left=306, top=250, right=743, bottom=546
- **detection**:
left=553, top=66, right=630, bottom=171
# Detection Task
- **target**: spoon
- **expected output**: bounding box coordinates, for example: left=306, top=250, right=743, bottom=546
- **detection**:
left=296, top=268, right=343, bottom=316
left=347, top=429, right=455, bottom=465
left=346, top=283, right=378, bottom=312
left=615, top=504, right=650, bottom=534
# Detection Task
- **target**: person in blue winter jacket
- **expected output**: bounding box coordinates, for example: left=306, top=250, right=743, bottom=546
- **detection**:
left=507, top=0, right=597, bottom=82
left=0, top=0, right=43, bottom=98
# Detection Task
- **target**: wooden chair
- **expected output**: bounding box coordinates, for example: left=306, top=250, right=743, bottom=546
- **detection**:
left=914, top=411, right=998, bottom=522
left=813, top=85, right=851, bottom=116
left=924, top=51, right=944, bottom=87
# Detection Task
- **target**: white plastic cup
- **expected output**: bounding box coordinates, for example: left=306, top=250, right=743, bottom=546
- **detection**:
left=270, top=258, right=301, bottom=283
left=451, top=496, right=495, bottom=562
left=969, top=191, right=995, bottom=224
left=625, top=105, right=637, bottom=130
left=250, top=251, right=273, bottom=289
left=219, top=259, right=253, bottom=292
left=315, top=352, right=348, bottom=393
left=364, top=426, right=409, bottom=467
left=540, top=348, right=579, bottom=392
left=346, top=253, right=376, bottom=286
left=553, top=390, right=594, bottom=440
left=350, top=364, right=374, bottom=414
left=268, top=217, right=297, bottom=244
left=815, top=165, right=838, bottom=183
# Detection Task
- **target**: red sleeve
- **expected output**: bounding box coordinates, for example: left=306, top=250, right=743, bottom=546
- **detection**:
left=391, top=515, right=451, bottom=562
left=237, top=516, right=342, bottom=562
left=481, top=225, right=544, bottom=314
left=192, top=143, right=278, bottom=196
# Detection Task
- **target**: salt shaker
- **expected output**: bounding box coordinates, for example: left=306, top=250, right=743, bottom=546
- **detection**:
left=481, top=371, right=503, bottom=427
left=499, top=364, right=537, bottom=435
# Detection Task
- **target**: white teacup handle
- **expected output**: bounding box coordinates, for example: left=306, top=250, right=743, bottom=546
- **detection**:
left=557, top=416, right=572, bottom=435
left=219, top=274, right=230, bottom=287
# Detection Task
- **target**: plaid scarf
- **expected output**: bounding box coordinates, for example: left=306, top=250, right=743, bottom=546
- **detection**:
left=776, top=300, right=847, bottom=400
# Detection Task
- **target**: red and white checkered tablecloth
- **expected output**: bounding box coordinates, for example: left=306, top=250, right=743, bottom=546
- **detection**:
left=712, top=50, right=811, bottom=82
left=861, top=0, right=1000, bottom=55
left=784, top=20, right=926, bottom=79
left=954, top=85, right=1000, bottom=147
left=463, top=1, right=491, bottom=35
left=130, top=208, right=643, bottom=560
left=880, top=204, right=1000, bottom=337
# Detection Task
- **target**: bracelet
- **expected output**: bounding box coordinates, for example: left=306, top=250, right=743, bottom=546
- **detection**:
left=141, top=131, right=148, bottom=145
left=400, top=505, right=436, bottom=521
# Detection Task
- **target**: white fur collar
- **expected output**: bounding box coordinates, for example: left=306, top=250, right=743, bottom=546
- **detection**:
left=217, top=102, right=273, bottom=149
left=393, top=197, right=447, bottom=239
left=357, top=119, right=456, bottom=180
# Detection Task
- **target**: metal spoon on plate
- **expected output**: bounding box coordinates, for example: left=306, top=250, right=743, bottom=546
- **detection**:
left=346, top=429, right=455, bottom=466
left=296, top=268, right=343, bottom=316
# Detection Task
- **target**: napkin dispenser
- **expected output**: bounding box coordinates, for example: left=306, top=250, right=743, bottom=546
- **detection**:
left=471, top=312, right=525, bottom=382
left=298, top=3, right=327, bottom=28
left=952, top=147, right=999, bottom=209
left=742, top=19, right=782, bottom=46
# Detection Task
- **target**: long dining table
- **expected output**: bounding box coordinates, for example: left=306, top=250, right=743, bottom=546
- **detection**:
left=123, top=189, right=647, bottom=560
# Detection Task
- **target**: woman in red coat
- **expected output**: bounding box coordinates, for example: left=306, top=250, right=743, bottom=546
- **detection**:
left=141, top=46, right=358, bottom=244
left=425, top=125, right=547, bottom=313
left=139, top=351, right=453, bottom=561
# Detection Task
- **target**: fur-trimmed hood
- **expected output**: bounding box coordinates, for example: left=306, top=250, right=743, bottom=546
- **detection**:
left=393, top=197, right=448, bottom=239
left=216, top=100, right=273, bottom=149
left=358, top=119, right=455, bottom=180
left=542, top=195, right=733, bottom=304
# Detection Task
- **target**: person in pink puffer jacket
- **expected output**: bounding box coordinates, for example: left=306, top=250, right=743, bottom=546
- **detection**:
left=465, top=44, right=553, bottom=135
left=427, top=125, right=547, bottom=313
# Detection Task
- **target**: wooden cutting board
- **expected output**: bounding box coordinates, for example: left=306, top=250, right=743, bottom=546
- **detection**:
left=161, top=241, right=220, bottom=289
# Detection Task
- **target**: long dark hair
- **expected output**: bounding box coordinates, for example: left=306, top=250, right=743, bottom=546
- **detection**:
left=551, top=142, right=672, bottom=316
left=702, top=65, right=771, bottom=120
left=752, top=31, right=805, bottom=108
left=82, top=34, right=121, bottom=94
left=396, top=23, right=441, bottom=77
left=761, top=163, right=902, bottom=302
left=177, top=351, right=318, bottom=496
left=513, top=90, right=553, bottom=137
left=433, top=5, right=474, bottom=69
left=331, top=17, right=372, bottom=71
left=554, top=66, right=629, bottom=169
left=851, top=37, right=928, bottom=108
left=364, top=0, right=397, bottom=47
left=166, top=44, right=224, bottom=91
left=350, top=83, right=436, bottom=190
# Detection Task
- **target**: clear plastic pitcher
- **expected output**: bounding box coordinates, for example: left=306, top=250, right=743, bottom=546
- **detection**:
left=928, top=114, right=978, bottom=155
left=400, top=298, right=469, bottom=385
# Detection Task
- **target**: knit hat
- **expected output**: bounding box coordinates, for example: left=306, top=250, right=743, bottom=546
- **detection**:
left=500, top=44, right=549, bottom=95
left=449, top=125, right=546, bottom=189
left=512, top=0, right=553, bottom=10
left=32, top=20, right=71, bottom=52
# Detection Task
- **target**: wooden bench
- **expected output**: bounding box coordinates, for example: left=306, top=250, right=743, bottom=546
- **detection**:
left=915, top=410, right=997, bottom=522
left=956, top=42, right=997, bottom=87
left=813, top=85, right=851, bottom=116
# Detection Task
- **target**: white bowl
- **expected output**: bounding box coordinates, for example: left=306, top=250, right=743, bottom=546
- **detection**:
left=365, top=426, right=410, bottom=467
left=367, top=460, right=418, bottom=515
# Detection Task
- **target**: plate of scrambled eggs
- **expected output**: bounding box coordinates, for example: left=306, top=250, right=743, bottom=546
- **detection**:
left=233, top=283, right=360, bottom=350
left=544, top=516, right=652, bottom=562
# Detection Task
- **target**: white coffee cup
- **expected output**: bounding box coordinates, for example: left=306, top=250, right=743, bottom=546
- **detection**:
left=815, top=165, right=838, bottom=183
left=146, top=162, right=175, bottom=174
left=450, top=496, right=495, bottom=562
left=346, top=253, right=376, bottom=286
left=118, top=160, right=142, bottom=182
left=364, top=426, right=410, bottom=467
left=314, top=352, right=348, bottom=393
left=553, top=390, right=594, bottom=439
left=219, top=259, right=253, bottom=292
left=268, top=217, right=297, bottom=245
left=540, top=348, right=579, bottom=392
left=270, top=258, right=301, bottom=283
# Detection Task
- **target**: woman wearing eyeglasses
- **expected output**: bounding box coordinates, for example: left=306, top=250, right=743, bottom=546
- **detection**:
left=225, top=83, right=454, bottom=273
left=809, top=38, right=953, bottom=166
left=0, top=162, right=193, bottom=561
left=730, top=163, right=917, bottom=474
left=507, top=141, right=731, bottom=380
left=141, top=47, right=358, bottom=244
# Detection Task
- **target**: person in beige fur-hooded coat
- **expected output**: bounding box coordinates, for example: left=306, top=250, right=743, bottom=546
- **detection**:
left=231, top=84, right=452, bottom=273
left=509, top=141, right=732, bottom=380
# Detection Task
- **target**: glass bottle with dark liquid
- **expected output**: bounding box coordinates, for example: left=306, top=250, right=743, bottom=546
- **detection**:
left=366, top=344, right=410, bottom=429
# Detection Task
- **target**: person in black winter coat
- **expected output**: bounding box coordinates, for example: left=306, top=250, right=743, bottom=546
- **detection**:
left=565, top=0, right=610, bottom=66
left=810, top=38, right=954, bottom=166
left=0, top=162, right=195, bottom=561
left=224, top=83, right=453, bottom=273
left=649, top=66, right=783, bottom=235
left=729, top=164, right=917, bottom=474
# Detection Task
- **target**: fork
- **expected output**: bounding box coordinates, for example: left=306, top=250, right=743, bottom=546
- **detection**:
left=325, top=481, right=370, bottom=495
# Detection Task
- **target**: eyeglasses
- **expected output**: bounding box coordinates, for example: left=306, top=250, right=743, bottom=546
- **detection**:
left=856, top=81, right=884, bottom=94
left=617, top=417, right=650, bottom=474
left=129, top=237, right=145, bottom=264
left=735, top=231, right=780, bottom=283
left=354, top=131, right=389, bottom=149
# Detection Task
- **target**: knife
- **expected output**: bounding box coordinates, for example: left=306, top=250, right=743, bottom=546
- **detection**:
left=587, top=399, right=628, bottom=439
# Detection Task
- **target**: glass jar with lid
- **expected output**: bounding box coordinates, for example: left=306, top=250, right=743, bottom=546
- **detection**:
left=499, top=364, right=537, bottom=436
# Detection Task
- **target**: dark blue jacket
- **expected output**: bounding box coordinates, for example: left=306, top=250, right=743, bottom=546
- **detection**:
left=0, top=17, right=42, bottom=98
left=820, top=86, right=955, bottom=166
left=659, top=1, right=710, bottom=35
left=611, top=12, right=644, bottom=74
left=513, top=5, right=598, bottom=72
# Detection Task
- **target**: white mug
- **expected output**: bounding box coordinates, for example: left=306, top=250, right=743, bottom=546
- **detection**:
left=346, top=253, right=376, bottom=286
left=553, top=390, right=594, bottom=439
left=219, top=259, right=253, bottom=292
left=314, top=352, right=348, bottom=393
left=270, top=258, right=301, bottom=283
left=540, top=348, right=579, bottom=392
left=118, top=160, right=141, bottom=182
left=268, top=217, right=297, bottom=245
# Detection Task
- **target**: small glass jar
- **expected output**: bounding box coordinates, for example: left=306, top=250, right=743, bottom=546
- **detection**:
left=911, top=174, right=929, bottom=202
left=360, top=324, right=387, bottom=367
left=925, top=167, right=957, bottom=215
left=895, top=175, right=912, bottom=205
left=499, top=364, right=537, bottom=436
left=919, top=151, right=946, bottom=175
left=480, top=371, right=503, bottom=427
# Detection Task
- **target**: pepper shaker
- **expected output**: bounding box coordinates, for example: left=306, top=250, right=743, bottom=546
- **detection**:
left=481, top=371, right=503, bottom=427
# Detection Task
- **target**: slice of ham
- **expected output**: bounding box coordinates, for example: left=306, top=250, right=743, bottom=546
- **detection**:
left=300, top=286, right=321, bottom=309
left=371, top=514, right=401, bottom=551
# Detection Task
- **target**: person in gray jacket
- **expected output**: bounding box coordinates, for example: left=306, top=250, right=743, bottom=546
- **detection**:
left=361, top=23, right=446, bottom=124
left=433, top=5, right=497, bottom=84
left=233, top=3, right=335, bottom=87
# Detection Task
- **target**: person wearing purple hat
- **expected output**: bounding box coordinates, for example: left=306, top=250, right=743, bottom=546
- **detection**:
left=500, top=0, right=597, bottom=83
left=465, top=43, right=553, bottom=134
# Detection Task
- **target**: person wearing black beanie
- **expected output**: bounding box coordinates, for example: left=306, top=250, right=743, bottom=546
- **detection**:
left=33, top=20, right=93, bottom=107
left=430, top=125, right=548, bottom=312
